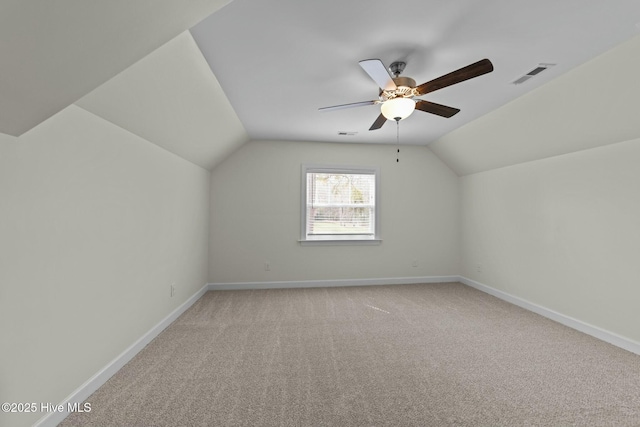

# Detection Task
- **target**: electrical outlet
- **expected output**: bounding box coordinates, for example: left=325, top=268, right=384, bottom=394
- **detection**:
left=412, top=260, right=418, bottom=268
left=476, top=263, right=483, bottom=273
left=170, top=283, right=175, bottom=297
left=264, top=262, right=271, bottom=271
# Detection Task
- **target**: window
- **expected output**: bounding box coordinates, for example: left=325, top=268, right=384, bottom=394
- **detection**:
left=301, top=164, right=380, bottom=244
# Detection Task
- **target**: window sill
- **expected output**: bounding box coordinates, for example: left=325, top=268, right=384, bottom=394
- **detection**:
left=299, top=238, right=382, bottom=246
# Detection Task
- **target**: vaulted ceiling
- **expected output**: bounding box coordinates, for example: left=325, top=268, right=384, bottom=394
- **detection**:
left=429, top=34, right=640, bottom=175
left=76, top=32, right=247, bottom=170
left=3, top=0, right=640, bottom=173
left=0, top=0, right=231, bottom=136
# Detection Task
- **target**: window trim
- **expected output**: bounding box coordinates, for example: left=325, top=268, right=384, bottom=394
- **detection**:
left=300, top=164, right=381, bottom=246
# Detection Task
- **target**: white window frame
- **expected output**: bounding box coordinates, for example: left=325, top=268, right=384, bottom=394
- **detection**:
left=300, top=164, right=381, bottom=246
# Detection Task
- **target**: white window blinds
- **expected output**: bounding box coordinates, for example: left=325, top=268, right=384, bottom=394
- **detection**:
left=304, top=169, right=377, bottom=240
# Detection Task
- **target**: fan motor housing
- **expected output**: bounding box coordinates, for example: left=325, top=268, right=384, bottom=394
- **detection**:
left=392, top=76, right=416, bottom=88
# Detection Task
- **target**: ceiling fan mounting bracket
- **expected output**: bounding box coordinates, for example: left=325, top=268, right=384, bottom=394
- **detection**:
left=389, top=61, right=406, bottom=78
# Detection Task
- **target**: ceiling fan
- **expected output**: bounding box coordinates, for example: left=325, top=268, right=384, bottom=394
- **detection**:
left=319, top=58, right=494, bottom=130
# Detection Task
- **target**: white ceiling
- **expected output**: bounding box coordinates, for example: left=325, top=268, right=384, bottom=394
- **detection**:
left=0, top=0, right=231, bottom=137
left=191, top=0, right=640, bottom=146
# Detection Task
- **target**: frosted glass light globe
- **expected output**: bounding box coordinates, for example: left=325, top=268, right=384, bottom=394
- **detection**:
left=381, top=98, right=416, bottom=121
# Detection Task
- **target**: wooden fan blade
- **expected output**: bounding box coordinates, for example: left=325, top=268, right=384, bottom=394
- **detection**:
left=415, top=100, right=460, bottom=118
left=415, top=59, right=493, bottom=95
left=369, top=113, right=387, bottom=131
left=359, top=59, right=397, bottom=91
left=319, top=100, right=377, bottom=112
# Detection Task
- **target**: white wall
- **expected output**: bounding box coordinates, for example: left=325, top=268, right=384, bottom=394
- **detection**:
left=0, top=105, right=210, bottom=427
left=461, top=138, right=640, bottom=344
left=209, top=140, right=459, bottom=283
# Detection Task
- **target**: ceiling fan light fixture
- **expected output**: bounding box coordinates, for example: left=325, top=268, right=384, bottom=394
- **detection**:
left=381, top=97, right=415, bottom=121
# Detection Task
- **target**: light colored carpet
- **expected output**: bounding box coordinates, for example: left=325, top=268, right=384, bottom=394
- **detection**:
left=61, top=283, right=640, bottom=426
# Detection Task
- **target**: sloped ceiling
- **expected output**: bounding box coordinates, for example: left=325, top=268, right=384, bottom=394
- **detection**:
left=76, top=32, right=248, bottom=171
left=429, top=34, right=640, bottom=176
left=0, top=0, right=231, bottom=137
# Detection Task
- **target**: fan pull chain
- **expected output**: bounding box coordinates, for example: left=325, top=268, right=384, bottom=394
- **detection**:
left=396, top=119, right=400, bottom=162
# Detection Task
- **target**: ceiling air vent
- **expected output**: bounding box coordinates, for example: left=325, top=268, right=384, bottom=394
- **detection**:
left=337, top=131, right=358, bottom=136
left=512, top=63, right=555, bottom=85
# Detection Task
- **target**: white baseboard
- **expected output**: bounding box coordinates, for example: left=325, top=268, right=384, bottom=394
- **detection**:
left=33, top=284, right=209, bottom=427
left=459, top=276, right=640, bottom=356
left=208, top=275, right=460, bottom=290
